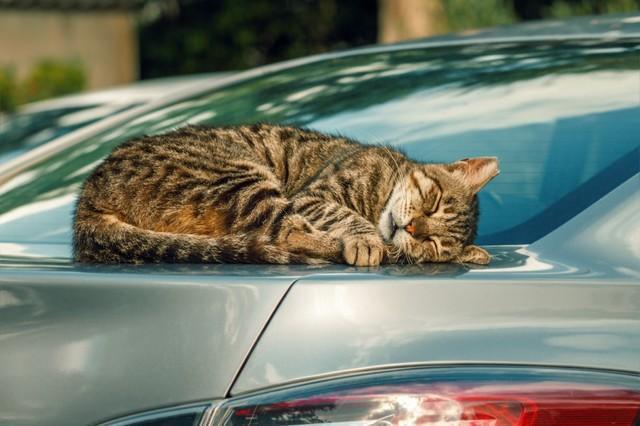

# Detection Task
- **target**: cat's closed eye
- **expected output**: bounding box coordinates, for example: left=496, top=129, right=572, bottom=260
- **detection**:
left=418, top=181, right=441, bottom=214
left=418, top=236, right=438, bottom=254
left=424, top=194, right=440, bottom=214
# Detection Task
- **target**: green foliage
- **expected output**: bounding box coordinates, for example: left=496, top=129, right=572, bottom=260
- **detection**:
left=138, top=0, right=638, bottom=78
left=0, top=67, right=19, bottom=113
left=443, top=0, right=518, bottom=31
left=0, top=60, right=87, bottom=111
left=546, top=0, right=639, bottom=18
left=138, top=0, right=377, bottom=78
left=441, top=0, right=639, bottom=32
left=21, top=60, right=86, bottom=104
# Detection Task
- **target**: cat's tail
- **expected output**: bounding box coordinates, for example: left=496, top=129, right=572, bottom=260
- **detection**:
left=73, top=212, right=320, bottom=264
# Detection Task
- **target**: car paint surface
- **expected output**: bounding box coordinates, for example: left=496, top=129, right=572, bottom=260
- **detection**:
left=232, top=175, right=640, bottom=394
left=0, top=176, right=636, bottom=424
left=0, top=267, right=292, bottom=425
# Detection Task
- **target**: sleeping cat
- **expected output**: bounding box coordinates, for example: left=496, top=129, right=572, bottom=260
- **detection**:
left=73, top=124, right=499, bottom=266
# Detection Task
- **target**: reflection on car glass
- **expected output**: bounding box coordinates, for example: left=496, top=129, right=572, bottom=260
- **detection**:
left=0, top=39, right=638, bottom=250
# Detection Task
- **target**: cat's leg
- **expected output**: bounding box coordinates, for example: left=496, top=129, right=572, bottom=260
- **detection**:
left=182, top=160, right=365, bottom=264
left=199, top=166, right=340, bottom=263
left=160, top=163, right=332, bottom=264
left=290, top=196, right=385, bottom=266
left=274, top=213, right=342, bottom=262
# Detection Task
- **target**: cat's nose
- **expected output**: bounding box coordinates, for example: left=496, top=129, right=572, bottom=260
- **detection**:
left=404, top=222, right=416, bottom=235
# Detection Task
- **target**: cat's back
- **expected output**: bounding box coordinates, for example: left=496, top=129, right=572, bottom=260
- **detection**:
left=77, top=126, right=259, bottom=219
left=107, top=125, right=253, bottom=164
left=79, top=123, right=362, bottom=213
left=86, top=125, right=269, bottom=189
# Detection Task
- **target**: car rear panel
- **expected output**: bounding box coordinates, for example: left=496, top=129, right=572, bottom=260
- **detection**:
left=231, top=263, right=640, bottom=395
left=232, top=177, right=640, bottom=394
left=0, top=265, right=295, bottom=426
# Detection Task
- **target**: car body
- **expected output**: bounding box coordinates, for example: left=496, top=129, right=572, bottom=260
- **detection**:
left=0, top=15, right=639, bottom=426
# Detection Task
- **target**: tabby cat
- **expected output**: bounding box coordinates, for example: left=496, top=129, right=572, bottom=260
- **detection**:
left=74, top=124, right=499, bottom=266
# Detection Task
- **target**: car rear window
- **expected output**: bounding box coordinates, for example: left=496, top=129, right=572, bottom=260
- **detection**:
left=0, top=38, right=637, bottom=251
left=0, top=104, right=136, bottom=165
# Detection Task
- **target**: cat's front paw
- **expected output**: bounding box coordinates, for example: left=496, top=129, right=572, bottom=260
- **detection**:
left=342, top=234, right=384, bottom=266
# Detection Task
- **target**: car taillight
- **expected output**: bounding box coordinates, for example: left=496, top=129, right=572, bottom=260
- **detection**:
left=204, top=367, right=640, bottom=425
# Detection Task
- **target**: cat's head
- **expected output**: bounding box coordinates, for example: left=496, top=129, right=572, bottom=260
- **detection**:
left=378, top=157, right=499, bottom=265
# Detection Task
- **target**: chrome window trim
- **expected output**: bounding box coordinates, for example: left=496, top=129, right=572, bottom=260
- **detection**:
left=229, top=361, right=640, bottom=400
left=100, top=402, right=213, bottom=426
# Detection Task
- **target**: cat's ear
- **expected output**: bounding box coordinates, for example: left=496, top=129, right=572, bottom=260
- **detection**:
left=459, top=245, right=491, bottom=265
left=448, top=157, right=499, bottom=193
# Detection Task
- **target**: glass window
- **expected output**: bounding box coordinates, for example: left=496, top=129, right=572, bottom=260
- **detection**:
left=0, top=38, right=637, bottom=254
left=0, top=103, right=136, bottom=164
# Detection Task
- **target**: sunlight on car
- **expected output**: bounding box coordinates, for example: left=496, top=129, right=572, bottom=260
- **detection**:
left=0, top=38, right=637, bottom=255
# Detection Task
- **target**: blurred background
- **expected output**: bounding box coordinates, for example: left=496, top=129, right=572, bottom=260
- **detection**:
left=0, top=0, right=638, bottom=112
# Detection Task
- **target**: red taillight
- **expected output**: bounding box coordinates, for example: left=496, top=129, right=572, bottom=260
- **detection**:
left=207, top=367, right=640, bottom=425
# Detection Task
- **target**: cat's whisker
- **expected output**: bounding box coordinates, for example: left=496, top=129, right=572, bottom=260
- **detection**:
left=381, top=145, right=404, bottom=186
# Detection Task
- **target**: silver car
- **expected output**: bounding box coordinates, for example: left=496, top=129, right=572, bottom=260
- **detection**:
left=0, top=16, right=638, bottom=426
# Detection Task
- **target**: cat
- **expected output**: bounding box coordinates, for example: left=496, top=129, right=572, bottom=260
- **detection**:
left=73, top=124, right=499, bottom=266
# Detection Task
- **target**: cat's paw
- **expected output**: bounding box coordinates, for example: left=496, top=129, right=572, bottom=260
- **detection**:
left=342, top=234, right=384, bottom=266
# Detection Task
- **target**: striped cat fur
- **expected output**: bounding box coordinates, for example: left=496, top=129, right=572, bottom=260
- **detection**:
left=74, top=124, right=498, bottom=265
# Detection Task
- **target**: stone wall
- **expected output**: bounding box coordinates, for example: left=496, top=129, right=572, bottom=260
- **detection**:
left=0, top=10, right=138, bottom=90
